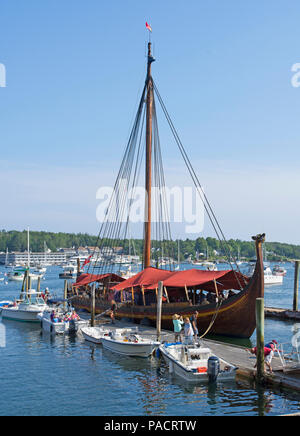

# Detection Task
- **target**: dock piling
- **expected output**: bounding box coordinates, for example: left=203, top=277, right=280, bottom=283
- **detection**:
left=256, top=297, right=265, bottom=383
left=156, top=281, right=163, bottom=342
left=293, top=261, right=299, bottom=312
left=64, top=280, right=68, bottom=310
left=91, top=283, right=96, bottom=327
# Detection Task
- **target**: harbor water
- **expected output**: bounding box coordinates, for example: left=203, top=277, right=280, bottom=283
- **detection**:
left=0, top=263, right=300, bottom=416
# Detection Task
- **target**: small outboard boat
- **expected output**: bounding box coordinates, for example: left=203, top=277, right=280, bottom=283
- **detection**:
left=159, top=343, right=237, bottom=383
left=100, top=328, right=160, bottom=358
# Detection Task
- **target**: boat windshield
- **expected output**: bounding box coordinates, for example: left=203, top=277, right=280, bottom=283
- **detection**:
left=20, top=295, right=46, bottom=305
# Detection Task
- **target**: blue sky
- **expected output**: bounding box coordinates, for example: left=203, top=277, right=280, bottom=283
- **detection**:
left=1, top=1, right=300, bottom=244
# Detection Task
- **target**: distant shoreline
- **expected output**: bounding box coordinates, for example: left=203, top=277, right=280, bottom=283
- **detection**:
left=0, top=230, right=298, bottom=262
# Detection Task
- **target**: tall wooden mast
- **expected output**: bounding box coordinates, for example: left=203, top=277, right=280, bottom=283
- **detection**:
left=144, top=42, right=155, bottom=268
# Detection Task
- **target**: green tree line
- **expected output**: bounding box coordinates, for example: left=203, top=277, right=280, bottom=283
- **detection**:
left=0, top=230, right=299, bottom=261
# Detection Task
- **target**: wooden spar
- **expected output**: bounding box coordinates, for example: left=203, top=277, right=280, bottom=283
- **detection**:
left=143, top=42, right=155, bottom=269
left=213, top=279, right=219, bottom=299
left=184, top=285, right=189, bottom=302
left=164, top=286, right=170, bottom=304
left=141, top=287, right=146, bottom=306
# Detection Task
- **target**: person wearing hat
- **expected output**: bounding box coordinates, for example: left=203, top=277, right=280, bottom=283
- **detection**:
left=265, top=340, right=278, bottom=351
left=172, top=314, right=184, bottom=342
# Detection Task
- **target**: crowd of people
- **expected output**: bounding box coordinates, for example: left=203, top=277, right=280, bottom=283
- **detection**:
left=50, top=309, right=81, bottom=324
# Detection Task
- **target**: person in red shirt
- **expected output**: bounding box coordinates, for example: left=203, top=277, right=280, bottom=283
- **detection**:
left=248, top=344, right=275, bottom=373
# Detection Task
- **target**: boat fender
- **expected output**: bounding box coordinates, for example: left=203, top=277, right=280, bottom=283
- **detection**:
left=156, top=348, right=161, bottom=358
left=207, top=356, right=220, bottom=383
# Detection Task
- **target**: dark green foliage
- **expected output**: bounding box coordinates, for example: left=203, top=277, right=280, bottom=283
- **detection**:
left=0, top=230, right=298, bottom=261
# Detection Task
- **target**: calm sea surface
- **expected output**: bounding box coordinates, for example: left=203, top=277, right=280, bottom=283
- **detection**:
left=0, top=262, right=300, bottom=416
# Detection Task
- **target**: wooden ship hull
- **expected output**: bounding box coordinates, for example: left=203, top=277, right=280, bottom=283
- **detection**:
left=72, top=236, right=264, bottom=339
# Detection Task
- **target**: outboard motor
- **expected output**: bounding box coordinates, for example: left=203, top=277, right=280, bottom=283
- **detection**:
left=207, top=356, right=220, bottom=383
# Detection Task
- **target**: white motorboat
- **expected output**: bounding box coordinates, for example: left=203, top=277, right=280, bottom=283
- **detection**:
left=1, top=291, right=49, bottom=322
left=81, top=326, right=109, bottom=344
left=247, top=264, right=283, bottom=285
left=38, top=307, right=88, bottom=335
left=264, top=267, right=283, bottom=285
left=100, top=328, right=160, bottom=357
left=59, top=264, right=78, bottom=279
left=272, top=265, right=287, bottom=277
left=7, top=268, right=44, bottom=282
left=159, top=343, right=237, bottom=383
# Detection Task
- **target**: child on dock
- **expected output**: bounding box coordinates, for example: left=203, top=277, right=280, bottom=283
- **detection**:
left=172, top=314, right=184, bottom=342
left=184, top=317, right=194, bottom=345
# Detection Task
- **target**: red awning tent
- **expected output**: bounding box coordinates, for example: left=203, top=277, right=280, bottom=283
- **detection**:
left=161, top=269, right=249, bottom=292
left=73, top=273, right=125, bottom=288
left=112, top=268, right=249, bottom=293
left=111, top=267, right=174, bottom=292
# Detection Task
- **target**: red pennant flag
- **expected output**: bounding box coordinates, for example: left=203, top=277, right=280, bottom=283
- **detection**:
left=146, top=22, right=152, bottom=32
left=82, top=255, right=92, bottom=268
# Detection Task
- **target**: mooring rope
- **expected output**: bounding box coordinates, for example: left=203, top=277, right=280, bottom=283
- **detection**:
left=198, top=299, right=223, bottom=339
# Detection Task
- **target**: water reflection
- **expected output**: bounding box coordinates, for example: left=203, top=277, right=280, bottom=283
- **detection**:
left=1, top=265, right=300, bottom=416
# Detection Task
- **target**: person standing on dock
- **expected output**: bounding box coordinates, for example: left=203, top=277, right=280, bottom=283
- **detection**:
left=110, top=299, right=117, bottom=324
left=172, top=314, right=184, bottom=342
left=184, top=317, right=195, bottom=345
left=190, top=311, right=199, bottom=341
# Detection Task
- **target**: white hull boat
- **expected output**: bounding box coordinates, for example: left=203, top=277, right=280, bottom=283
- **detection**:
left=100, top=328, right=160, bottom=357
left=1, top=304, right=47, bottom=322
left=38, top=312, right=88, bottom=335
left=1, top=291, right=49, bottom=322
left=81, top=326, right=108, bottom=344
left=159, top=343, right=237, bottom=383
left=8, top=271, right=43, bottom=282
left=264, top=267, right=283, bottom=285
left=247, top=264, right=283, bottom=285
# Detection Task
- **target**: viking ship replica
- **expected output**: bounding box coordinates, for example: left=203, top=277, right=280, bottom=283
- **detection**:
left=70, top=38, right=264, bottom=339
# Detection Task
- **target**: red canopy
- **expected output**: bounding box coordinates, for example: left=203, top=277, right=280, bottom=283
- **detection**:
left=112, top=268, right=249, bottom=292
left=74, top=273, right=125, bottom=288
left=112, top=267, right=174, bottom=292
left=161, top=269, right=249, bottom=292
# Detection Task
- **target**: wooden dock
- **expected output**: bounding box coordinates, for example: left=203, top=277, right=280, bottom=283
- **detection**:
left=265, top=307, right=300, bottom=321
left=94, top=318, right=300, bottom=393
